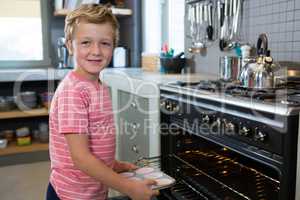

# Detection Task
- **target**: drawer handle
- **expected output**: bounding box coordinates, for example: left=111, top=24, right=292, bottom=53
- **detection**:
left=129, top=122, right=140, bottom=132
left=132, top=145, right=139, bottom=153
left=131, top=102, right=137, bottom=109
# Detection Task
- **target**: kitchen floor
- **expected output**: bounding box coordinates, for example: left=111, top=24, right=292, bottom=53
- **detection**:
left=0, top=161, right=50, bottom=200
left=0, top=161, right=122, bottom=200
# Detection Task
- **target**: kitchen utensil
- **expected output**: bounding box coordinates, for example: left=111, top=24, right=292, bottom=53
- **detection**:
left=120, top=167, right=176, bottom=190
left=174, top=52, right=184, bottom=59
left=0, top=96, right=16, bottom=111
left=217, top=1, right=222, bottom=37
left=227, top=0, right=240, bottom=49
left=160, top=56, right=186, bottom=74
left=15, top=91, right=37, bottom=110
left=219, top=56, right=241, bottom=81
left=220, top=0, right=229, bottom=51
left=239, top=33, right=279, bottom=89
left=188, top=3, right=206, bottom=53
left=207, top=3, right=213, bottom=40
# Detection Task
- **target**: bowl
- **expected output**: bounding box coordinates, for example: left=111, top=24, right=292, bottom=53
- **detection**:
left=15, top=91, right=37, bottom=110
left=160, top=57, right=186, bottom=74
left=39, top=92, right=54, bottom=108
left=0, top=96, right=16, bottom=111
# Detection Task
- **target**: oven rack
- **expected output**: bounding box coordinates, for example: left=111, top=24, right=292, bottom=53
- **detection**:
left=135, top=156, right=161, bottom=169
left=173, top=154, right=251, bottom=200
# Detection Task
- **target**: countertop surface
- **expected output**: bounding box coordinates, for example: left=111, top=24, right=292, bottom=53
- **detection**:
left=101, top=68, right=217, bottom=97
left=101, top=68, right=217, bottom=85
left=0, top=68, right=71, bottom=82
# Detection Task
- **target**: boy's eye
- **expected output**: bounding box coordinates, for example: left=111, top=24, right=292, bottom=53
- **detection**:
left=81, top=41, right=90, bottom=46
left=101, top=42, right=113, bottom=48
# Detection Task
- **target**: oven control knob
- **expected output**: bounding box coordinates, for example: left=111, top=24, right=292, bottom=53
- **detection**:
left=202, top=115, right=210, bottom=123
left=173, top=104, right=180, bottom=112
left=160, top=100, right=166, bottom=108
left=240, top=126, right=251, bottom=137
left=166, top=103, right=171, bottom=111
left=132, top=145, right=139, bottom=154
left=225, top=121, right=236, bottom=134
left=254, top=130, right=267, bottom=142
left=211, top=118, right=222, bottom=133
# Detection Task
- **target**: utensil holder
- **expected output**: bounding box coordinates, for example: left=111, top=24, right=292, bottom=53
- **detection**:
left=160, top=57, right=186, bottom=74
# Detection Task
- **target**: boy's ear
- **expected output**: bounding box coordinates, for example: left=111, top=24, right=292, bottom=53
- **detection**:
left=66, top=40, right=73, bottom=56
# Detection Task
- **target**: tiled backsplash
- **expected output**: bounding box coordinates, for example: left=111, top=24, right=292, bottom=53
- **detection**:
left=243, top=0, right=300, bottom=62
left=187, top=0, right=300, bottom=75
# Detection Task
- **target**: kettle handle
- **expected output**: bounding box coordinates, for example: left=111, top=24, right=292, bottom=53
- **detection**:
left=256, top=33, right=268, bottom=55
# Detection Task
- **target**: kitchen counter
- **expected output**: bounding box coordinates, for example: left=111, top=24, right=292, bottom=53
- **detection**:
left=100, top=68, right=217, bottom=161
left=0, top=68, right=71, bottom=82
left=101, top=68, right=217, bottom=97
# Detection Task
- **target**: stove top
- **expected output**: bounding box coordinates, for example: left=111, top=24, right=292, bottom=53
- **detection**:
left=162, top=80, right=300, bottom=115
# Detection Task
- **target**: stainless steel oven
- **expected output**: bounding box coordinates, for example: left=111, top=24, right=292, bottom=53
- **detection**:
left=158, top=81, right=300, bottom=200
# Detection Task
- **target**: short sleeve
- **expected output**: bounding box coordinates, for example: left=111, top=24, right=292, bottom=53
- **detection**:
left=57, top=88, right=89, bottom=134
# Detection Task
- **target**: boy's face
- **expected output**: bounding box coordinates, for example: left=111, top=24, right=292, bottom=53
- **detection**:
left=68, top=21, right=114, bottom=78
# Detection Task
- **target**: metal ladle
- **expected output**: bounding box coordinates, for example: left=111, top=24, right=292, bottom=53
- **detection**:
left=189, top=3, right=207, bottom=54
left=223, top=0, right=242, bottom=51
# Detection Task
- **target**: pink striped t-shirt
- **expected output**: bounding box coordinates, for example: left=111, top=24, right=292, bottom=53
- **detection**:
left=49, top=71, right=116, bottom=200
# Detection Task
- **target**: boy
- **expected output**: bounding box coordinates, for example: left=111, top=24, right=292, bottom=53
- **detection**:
left=47, top=4, right=159, bottom=200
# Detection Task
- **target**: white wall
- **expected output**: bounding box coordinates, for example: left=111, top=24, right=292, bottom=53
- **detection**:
left=142, top=0, right=162, bottom=53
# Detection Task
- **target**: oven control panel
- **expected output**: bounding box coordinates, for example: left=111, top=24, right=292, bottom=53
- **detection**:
left=160, top=96, right=284, bottom=162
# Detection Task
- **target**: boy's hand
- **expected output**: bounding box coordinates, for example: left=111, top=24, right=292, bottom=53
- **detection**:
left=113, top=160, right=138, bottom=173
left=127, top=179, right=159, bottom=200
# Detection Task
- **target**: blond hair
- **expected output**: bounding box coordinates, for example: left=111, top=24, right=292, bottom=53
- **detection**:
left=64, top=4, right=119, bottom=46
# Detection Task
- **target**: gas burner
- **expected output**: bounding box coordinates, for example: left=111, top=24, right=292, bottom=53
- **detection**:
left=169, top=81, right=201, bottom=88
left=195, top=80, right=234, bottom=92
left=169, top=80, right=232, bottom=92
left=225, top=86, right=277, bottom=99
left=196, top=80, right=222, bottom=92
left=280, top=100, right=300, bottom=106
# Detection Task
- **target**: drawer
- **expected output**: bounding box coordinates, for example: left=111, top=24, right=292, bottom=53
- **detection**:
left=119, top=117, right=149, bottom=162
left=118, top=90, right=149, bottom=113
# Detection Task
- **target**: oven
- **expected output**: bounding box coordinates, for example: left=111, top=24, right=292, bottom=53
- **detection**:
left=157, top=86, right=300, bottom=200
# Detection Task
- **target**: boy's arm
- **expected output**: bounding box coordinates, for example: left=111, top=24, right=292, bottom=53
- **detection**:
left=113, top=160, right=138, bottom=173
left=64, top=134, right=159, bottom=199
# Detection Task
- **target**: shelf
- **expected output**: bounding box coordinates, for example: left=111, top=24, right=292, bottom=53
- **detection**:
left=0, top=142, right=48, bottom=156
left=54, top=7, right=132, bottom=17
left=0, top=108, right=48, bottom=120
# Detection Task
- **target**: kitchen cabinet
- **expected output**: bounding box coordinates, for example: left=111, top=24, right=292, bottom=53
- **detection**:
left=0, top=108, right=49, bottom=161
left=100, top=68, right=217, bottom=164
left=0, top=69, right=69, bottom=166
left=117, top=90, right=151, bottom=162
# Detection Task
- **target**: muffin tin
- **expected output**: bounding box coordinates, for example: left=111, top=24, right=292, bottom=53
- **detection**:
left=120, top=167, right=175, bottom=190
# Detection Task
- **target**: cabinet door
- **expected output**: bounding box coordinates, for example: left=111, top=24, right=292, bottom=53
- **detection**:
left=117, top=90, right=150, bottom=162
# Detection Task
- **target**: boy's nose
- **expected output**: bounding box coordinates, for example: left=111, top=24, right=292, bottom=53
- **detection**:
left=90, top=44, right=102, bottom=55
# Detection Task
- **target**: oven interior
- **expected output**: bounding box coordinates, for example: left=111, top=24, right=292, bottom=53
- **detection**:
left=160, top=131, right=281, bottom=200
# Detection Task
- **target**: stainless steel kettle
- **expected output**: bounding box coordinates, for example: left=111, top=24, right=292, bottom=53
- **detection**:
left=239, top=33, right=278, bottom=89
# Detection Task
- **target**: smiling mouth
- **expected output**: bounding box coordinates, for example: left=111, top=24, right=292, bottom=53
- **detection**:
left=88, top=59, right=102, bottom=63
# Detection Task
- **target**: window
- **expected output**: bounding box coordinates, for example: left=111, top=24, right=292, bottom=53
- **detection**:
left=142, top=0, right=185, bottom=54
left=167, top=0, right=185, bottom=54
left=0, top=0, right=51, bottom=68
